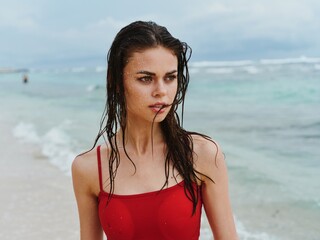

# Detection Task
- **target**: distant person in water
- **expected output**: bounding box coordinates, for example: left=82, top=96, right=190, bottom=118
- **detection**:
left=72, top=20, right=238, bottom=240
left=23, top=74, right=28, bottom=84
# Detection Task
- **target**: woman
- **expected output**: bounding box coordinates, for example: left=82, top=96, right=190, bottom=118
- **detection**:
left=72, top=21, right=238, bottom=240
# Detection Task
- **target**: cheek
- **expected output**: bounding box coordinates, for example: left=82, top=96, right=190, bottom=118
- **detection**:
left=170, top=83, right=178, bottom=98
left=125, top=88, right=148, bottom=109
left=126, top=86, right=147, bottom=99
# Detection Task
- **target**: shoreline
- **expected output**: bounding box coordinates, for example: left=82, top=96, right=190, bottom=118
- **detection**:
left=2, top=115, right=319, bottom=240
left=0, top=117, right=79, bottom=240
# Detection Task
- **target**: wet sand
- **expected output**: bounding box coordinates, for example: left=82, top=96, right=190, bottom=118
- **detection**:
left=0, top=117, right=79, bottom=240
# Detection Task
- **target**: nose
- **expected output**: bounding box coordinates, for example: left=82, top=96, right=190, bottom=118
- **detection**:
left=152, top=80, right=166, bottom=98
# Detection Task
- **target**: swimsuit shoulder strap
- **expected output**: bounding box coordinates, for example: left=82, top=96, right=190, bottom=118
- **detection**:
left=96, top=145, right=103, bottom=192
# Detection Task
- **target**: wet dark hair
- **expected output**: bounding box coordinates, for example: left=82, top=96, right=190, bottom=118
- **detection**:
left=92, top=21, right=214, bottom=214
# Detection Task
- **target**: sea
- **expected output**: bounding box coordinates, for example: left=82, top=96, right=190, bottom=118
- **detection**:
left=1, top=56, right=319, bottom=240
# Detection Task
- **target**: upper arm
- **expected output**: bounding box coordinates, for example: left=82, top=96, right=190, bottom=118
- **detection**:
left=72, top=155, right=103, bottom=240
left=194, top=138, right=238, bottom=240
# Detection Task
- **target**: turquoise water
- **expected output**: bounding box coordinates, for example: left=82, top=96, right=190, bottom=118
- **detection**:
left=1, top=60, right=319, bottom=239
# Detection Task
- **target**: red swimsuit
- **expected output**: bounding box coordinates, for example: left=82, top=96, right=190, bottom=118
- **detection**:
left=97, top=145, right=203, bottom=240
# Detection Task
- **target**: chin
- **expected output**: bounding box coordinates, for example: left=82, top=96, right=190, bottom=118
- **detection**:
left=152, top=115, right=167, bottom=123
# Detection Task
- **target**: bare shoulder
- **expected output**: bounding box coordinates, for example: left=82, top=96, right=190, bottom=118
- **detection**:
left=191, top=134, right=226, bottom=182
left=72, top=146, right=102, bottom=196
left=72, top=147, right=98, bottom=176
left=191, top=134, right=222, bottom=164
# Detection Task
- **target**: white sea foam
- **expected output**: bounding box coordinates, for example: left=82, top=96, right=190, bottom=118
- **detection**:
left=190, top=56, right=320, bottom=72
left=200, top=215, right=277, bottom=240
left=206, top=67, right=234, bottom=74
left=86, top=84, right=99, bottom=92
left=190, top=60, right=254, bottom=68
left=314, top=64, right=320, bottom=70
left=12, top=121, right=77, bottom=176
left=188, top=68, right=200, bottom=74
left=12, top=122, right=40, bottom=144
left=42, top=126, right=76, bottom=175
left=95, top=66, right=106, bottom=72
left=235, top=217, right=278, bottom=240
left=242, top=66, right=259, bottom=74
left=260, top=56, right=320, bottom=65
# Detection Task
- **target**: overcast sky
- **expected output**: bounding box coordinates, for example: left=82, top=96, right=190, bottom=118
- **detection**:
left=1, top=0, right=320, bottom=68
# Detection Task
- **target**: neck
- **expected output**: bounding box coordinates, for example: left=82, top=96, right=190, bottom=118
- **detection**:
left=118, top=120, right=164, bottom=156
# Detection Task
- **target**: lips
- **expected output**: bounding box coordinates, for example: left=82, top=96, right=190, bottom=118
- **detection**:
left=149, top=102, right=169, bottom=113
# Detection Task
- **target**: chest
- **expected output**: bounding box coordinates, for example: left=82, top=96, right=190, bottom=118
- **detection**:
left=98, top=182, right=202, bottom=240
left=105, top=152, right=182, bottom=195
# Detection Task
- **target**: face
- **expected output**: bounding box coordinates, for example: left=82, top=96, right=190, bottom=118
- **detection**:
left=123, top=46, right=178, bottom=125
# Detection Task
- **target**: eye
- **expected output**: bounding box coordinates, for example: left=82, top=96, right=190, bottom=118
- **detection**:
left=138, top=76, right=153, bottom=83
left=165, top=75, right=177, bottom=82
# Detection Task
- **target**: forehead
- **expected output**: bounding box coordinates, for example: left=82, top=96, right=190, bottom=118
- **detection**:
left=125, top=46, right=178, bottom=73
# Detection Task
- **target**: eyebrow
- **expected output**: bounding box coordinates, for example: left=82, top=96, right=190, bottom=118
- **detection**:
left=136, top=70, right=177, bottom=76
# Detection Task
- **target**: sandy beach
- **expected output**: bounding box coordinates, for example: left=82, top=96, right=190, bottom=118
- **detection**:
left=0, top=117, right=79, bottom=240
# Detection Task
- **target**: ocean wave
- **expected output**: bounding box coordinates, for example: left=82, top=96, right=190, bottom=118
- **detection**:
left=42, top=124, right=77, bottom=175
left=189, top=56, right=320, bottom=72
left=12, top=121, right=77, bottom=176
left=24, top=56, right=320, bottom=75
left=95, top=66, right=106, bottom=72
left=206, top=67, right=234, bottom=74
left=187, top=58, right=320, bottom=76
left=200, top=214, right=277, bottom=240
left=235, top=217, right=279, bottom=240
left=12, top=122, right=41, bottom=144
left=190, top=60, right=254, bottom=68
left=86, top=84, right=102, bottom=92
left=189, top=68, right=200, bottom=74
left=260, top=56, right=320, bottom=65
left=242, top=66, right=260, bottom=74
left=190, top=56, right=320, bottom=69
left=71, top=67, right=87, bottom=73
